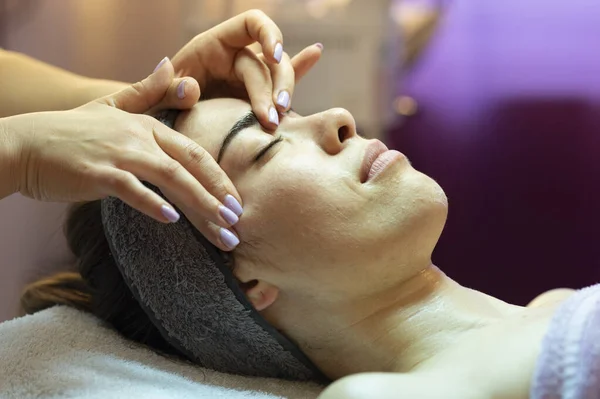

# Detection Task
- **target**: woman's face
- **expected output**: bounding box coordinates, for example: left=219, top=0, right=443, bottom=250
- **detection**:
left=175, top=98, right=448, bottom=301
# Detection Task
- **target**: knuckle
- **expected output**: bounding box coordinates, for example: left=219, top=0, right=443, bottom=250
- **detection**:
left=208, top=176, right=229, bottom=197
left=187, top=212, right=213, bottom=232
left=138, top=113, right=155, bottom=125
left=259, top=61, right=271, bottom=77
left=161, top=159, right=183, bottom=179
left=184, top=142, right=210, bottom=166
left=196, top=172, right=228, bottom=202
left=122, top=119, right=144, bottom=136
left=106, top=171, right=131, bottom=192
left=130, top=81, right=152, bottom=110
left=196, top=165, right=226, bottom=193
left=130, top=80, right=145, bottom=95
left=121, top=126, right=148, bottom=149
left=236, top=47, right=256, bottom=61
left=135, top=188, right=155, bottom=208
left=246, top=59, right=271, bottom=80
left=246, top=9, right=267, bottom=21
left=198, top=197, right=223, bottom=219
left=137, top=114, right=158, bottom=132
left=78, top=161, right=94, bottom=176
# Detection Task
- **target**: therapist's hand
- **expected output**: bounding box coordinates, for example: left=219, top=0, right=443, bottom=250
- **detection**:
left=171, top=9, right=322, bottom=129
left=6, top=59, right=243, bottom=251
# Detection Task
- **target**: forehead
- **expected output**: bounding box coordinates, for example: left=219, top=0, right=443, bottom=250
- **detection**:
left=175, top=98, right=252, bottom=158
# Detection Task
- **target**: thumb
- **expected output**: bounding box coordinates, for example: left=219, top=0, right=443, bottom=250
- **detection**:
left=97, top=57, right=175, bottom=114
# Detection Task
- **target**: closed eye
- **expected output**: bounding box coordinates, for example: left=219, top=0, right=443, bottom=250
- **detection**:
left=253, top=136, right=284, bottom=162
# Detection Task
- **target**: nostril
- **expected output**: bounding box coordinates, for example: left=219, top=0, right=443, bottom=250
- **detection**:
left=338, top=125, right=350, bottom=142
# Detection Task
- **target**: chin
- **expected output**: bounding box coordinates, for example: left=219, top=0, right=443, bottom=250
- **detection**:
left=409, top=169, right=448, bottom=222
left=363, top=166, right=447, bottom=240
left=383, top=170, right=448, bottom=251
left=424, top=177, right=449, bottom=209
left=397, top=166, right=448, bottom=205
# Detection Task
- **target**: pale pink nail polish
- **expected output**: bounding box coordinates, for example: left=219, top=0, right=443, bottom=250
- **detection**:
left=276, top=91, right=290, bottom=109
left=273, top=43, right=283, bottom=63
left=153, top=57, right=169, bottom=73
left=161, top=204, right=180, bottom=223
left=224, top=194, right=243, bottom=216
left=268, top=107, right=279, bottom=125
left=177, top=80, right=186, bottom=99
left=220, top=228, right=240, bottom=250
left=219, top=205, right=239, bottom=225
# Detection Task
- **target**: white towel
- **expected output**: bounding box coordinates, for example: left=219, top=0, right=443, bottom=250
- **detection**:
left=0, top=306, right=324, bottom=399
left=530, top=283, right=600, bottom=399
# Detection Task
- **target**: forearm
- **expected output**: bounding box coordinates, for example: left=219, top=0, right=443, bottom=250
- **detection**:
left=0, top=50, right=128, bottom=117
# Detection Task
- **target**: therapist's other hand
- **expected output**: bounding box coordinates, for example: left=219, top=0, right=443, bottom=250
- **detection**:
left=171, top=9, right=322, bottom=129
left=8, top=59, right=242, bottom=251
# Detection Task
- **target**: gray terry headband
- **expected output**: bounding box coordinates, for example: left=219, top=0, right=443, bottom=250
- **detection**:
left=99, top=111, right=326, bottom=382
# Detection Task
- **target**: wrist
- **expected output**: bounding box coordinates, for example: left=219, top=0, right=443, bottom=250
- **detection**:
left=0, top=117, right=21, bottom=199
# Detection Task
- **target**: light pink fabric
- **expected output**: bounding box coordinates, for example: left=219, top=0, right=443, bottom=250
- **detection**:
left=531, top=283, right=600, bottom=399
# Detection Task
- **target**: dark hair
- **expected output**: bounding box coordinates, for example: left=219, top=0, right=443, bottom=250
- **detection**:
left=20, top=201, right=183, bottom=358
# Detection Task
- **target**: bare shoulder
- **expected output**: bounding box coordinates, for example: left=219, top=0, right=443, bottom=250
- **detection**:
left=317, top=372, right=481, bottom=399
left=527, top=288, right=576, bottom=308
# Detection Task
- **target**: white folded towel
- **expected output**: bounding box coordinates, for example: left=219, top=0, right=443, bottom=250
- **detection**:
left=0, top=306, right=324, bottom=399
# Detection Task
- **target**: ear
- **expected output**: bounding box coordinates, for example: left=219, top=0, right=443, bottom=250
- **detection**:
left=239, top=280, right=279, bottom=311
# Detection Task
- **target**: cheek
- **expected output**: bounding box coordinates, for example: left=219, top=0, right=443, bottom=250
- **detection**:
left=234, top=158, right=364, bottom=261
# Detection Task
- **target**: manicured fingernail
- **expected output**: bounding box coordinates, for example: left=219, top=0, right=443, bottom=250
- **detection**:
left=219, top=205, right=239, bottom=225
left=220, top=228, right=240, bottom=249
left=161, top=204, right=180, bottom=223
left=315, top=42, right=324, bottom=50
left=276, top=91, right=290, bottom=109
left=273, top=42, right=283, bottom=63
left=224, top=194, right=243, bottom=216
left=268, top=106, right=279, bottom=125
left=177, top=80, right=186, bottom=99
left=153, top=56, right=169, bottom=73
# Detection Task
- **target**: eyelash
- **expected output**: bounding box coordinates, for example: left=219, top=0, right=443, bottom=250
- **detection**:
left=253, top=136, right=284, bottom=162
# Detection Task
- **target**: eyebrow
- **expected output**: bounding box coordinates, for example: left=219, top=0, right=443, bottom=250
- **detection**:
left=217, top=111, right=260, bottom=164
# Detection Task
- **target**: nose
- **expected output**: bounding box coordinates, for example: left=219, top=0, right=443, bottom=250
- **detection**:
left=304, top=108, right=358, bottom=155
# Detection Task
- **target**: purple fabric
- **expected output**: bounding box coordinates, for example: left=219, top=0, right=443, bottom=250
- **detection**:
left=531, top=284, right=600, bottom=399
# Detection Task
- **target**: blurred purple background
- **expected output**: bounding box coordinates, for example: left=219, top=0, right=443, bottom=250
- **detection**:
left=390, top=0, right=600, bottom=304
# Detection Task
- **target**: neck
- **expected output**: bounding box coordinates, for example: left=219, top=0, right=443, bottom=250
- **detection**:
left=277, top=264, right=522, bottom=379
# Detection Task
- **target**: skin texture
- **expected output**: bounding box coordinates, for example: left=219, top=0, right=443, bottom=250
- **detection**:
left=176, top=97, right=448, bottom=289
left=174, top=98, right=573, bottom=398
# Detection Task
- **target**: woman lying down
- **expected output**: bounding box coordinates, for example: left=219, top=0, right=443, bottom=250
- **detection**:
left=21, top=97, right=598, bottom=399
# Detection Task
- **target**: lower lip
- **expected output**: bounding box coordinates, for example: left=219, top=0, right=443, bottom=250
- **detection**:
left=366, top=150, right=405, bottom=182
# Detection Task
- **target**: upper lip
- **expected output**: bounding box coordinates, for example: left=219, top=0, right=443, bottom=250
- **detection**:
left=360, top=140, right=389, bottom=183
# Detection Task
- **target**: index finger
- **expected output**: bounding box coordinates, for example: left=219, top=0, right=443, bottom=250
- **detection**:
left=290, top=44, right=324, bottom=82
left=213, top=9, right=284, bottom=64
left=151, top=120, right=243, bottom=211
